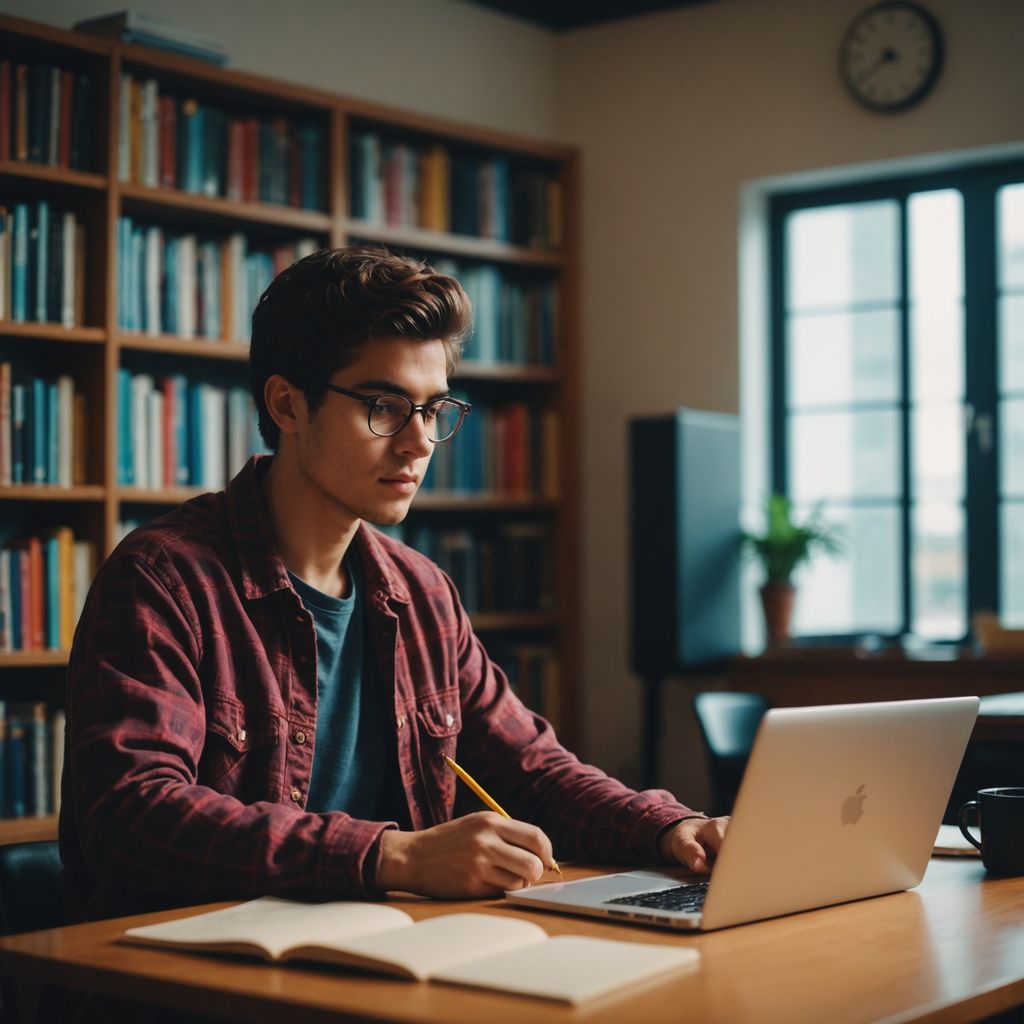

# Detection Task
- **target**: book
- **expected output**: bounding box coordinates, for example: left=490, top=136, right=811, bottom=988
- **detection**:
left=74, top=12, right=230, bottom=66
left=122, top=897, right=697, bottom=1004
left=933, top=823, right=980, bottom=857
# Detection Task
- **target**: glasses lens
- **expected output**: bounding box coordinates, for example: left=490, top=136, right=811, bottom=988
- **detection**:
left=368, top=395, right=413, bottom=436
left=429, top=400, right=464, bottom=442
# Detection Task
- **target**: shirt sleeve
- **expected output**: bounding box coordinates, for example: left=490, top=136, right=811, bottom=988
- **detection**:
left=64, top=551, right=394, bottom=912
left=445, top=576, right=707, bottom=864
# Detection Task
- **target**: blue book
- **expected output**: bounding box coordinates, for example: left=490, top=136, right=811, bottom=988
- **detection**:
left=117, top=217, right=130, bottom=329
left=163, top=236, right=179, bottom=335
left=11, top=204, right=28, bottom=323
left=130, top=227, right=145, bottom=333
left=183, top=103, right=204, bottom=194
left=44, top=536, right=59, bottom=650
left=46, top=382, right=58, bottom=485
left=31, top=378, right=46, bottom=484
left=11, top=384, right=25, bottom=484
left=172, top=375, right=189, bottom=484
left=8, top=552, right=21, bottom=651
left=188, top=381, right=204, bottom=485
left=492, top=157, right=510, bottom=242
left=35, top=201, right=49, bottom=323
left=117, top=369, right=133, bottom=484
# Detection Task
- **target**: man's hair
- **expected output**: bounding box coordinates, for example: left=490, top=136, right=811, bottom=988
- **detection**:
left=249, top=245, right=472, bottom=449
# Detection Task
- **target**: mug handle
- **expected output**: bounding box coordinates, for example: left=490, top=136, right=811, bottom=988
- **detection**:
left=959, top=800, right=983, bottom=851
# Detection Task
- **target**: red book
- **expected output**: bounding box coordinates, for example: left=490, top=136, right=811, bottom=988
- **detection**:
left=29, top=536, right=44, bottom=650
left=0, top=61, right=10, bottom=162
left=226, top=118, right=244, bottom=202
left=243, top=118, right=258, bottom=203
left=161, top=377, right=175, bottom=487
left=58, top=69, right=72, bottom=167
left=159, top=95, right=177, bottom=188
left=14, top=64, right=27, bottom=161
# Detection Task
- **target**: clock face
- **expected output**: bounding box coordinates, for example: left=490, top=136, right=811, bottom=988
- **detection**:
left=840, top=2, right=944, bottom=112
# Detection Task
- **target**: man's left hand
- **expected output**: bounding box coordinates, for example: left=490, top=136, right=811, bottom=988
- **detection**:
left=659, top=816, right=729, bottom=873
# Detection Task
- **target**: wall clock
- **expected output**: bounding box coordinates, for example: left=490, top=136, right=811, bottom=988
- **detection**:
left=840, top=2, right=944, bottom=112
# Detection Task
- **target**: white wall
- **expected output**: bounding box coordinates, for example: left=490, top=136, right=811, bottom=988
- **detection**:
left=3, top=0, right=557, bottom=139
left=553, top=0, right=1024, bottom=797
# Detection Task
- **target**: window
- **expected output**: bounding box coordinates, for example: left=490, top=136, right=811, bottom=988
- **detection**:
left=770, top=159, right=1024, bottom=641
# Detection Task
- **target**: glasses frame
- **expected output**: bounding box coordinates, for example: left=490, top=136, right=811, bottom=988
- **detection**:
left=324, top=383, right=472, bottom=443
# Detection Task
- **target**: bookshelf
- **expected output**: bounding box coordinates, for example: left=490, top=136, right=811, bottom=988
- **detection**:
left=0, top=13, right=580, bottom=844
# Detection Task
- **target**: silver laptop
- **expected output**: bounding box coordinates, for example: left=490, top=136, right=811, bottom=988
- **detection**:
left=507, top=696, right=979, bottom=931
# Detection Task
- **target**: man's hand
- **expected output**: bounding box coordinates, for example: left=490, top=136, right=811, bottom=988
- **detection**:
left=658, top=816, right=729, bottom=874
left=375, top=812, right=556, bottom=898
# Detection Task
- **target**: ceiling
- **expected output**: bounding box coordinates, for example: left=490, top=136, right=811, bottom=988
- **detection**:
left=461, top=0, right=715, bottom=32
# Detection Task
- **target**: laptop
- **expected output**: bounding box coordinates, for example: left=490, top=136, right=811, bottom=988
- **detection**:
left=506, top=696, right=979, bottom=931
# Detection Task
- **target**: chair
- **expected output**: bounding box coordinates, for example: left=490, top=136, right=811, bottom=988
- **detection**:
left=0, top=840, right=63, bottom=1023
left=693, top=692, right=770, bottom=816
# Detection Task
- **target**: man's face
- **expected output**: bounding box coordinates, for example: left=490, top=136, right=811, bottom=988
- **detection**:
left=292, top=336, right=450, bottom=528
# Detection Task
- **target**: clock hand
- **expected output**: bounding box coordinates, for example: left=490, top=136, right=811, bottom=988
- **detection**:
left=857, top=46, right=900, bottom=85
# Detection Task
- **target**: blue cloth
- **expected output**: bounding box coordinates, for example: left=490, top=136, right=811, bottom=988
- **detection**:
left=289, top=561, right=389, bottom=818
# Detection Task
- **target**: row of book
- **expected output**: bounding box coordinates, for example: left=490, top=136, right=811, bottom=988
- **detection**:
left=421, top=400, right=559, bottom=498
left=117, top=217, right=317, bottom=340
left=117, top=371, right=263, bottom=490
left=0, top=529, right=96, bottom=652
left=0, top=201, right=87, bottom=326
left=491, top=644, right=561, bottom=730
left=400, top=522, right=554, bottom=614
left=0, top=365, right=88, bottom=487
left=434, top=259, right=558, bottom=367
left=349, top=131, right=563, bottom=249
left=118, top=73, right=326, bottom=210
left=0, top=702, right=64, bottom=819
left=0, top=60, right=95, bottom=170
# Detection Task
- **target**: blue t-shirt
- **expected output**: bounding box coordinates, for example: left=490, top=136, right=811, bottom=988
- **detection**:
left=289, top=561, right=391, bottom=818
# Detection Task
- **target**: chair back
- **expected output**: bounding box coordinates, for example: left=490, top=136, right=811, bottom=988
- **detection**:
left=0, top=840, right=62, bottom=936
left=693, top=691, right=770, bottom=815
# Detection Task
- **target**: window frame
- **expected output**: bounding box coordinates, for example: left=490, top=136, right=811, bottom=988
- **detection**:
left=768, top=157, right=1024, bottom=643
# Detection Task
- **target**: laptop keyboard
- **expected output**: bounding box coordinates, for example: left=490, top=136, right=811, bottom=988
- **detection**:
left=604, top=881, right=709, bottom=914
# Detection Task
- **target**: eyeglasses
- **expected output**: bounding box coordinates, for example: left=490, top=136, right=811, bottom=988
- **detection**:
left=324, top=383, right=471, bottom=443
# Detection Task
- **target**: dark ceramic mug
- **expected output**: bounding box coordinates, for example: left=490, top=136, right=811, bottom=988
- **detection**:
left=959, top=787, right=1024, bottom=876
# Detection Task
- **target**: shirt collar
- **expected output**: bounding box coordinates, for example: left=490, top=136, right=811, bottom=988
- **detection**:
left=225, top=455, right=410, bottom=606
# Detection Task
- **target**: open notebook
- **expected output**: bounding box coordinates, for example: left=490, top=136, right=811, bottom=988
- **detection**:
left=122, top=897, right=698, bottom=1005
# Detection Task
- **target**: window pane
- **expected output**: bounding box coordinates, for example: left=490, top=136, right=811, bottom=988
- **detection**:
left=1001, top=501, right=1024, bottom=627
left=792, top=503, right=901, bottom=635
left=1000, top=294, right=1024, bottom=394
left=1000, top=399, right=1024, bottom=497
left=786, top=202, right=899, bottom=311
left=912, top=404, right=964, bottom=502
left=789, top=410, right=900, bottom=503
left=998, top=183, right=1024, bottom=290
left=909, top=190, right=963, bottom=301
left=911, top=503, right=966, bottom=639
left=911, top=303, right=964, bottom=402
left=787, top=310, right=899, bottom=408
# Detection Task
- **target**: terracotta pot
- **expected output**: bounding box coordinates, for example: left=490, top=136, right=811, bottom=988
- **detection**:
left=760, top=582, right=796, bottom=647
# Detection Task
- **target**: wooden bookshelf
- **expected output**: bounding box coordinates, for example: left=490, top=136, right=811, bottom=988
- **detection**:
left=0, top=12, right=581, bottom=844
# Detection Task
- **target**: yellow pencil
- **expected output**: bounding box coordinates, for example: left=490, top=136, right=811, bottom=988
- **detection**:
left=443, top=755, right=563, bottom=878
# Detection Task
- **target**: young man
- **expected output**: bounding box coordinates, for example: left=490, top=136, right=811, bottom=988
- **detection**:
left=60, top=246, right=727, bottom=924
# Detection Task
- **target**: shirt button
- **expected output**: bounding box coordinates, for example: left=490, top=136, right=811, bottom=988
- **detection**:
left=294, top=730, right=306, bottom=744
left=397, top=715, right=406, bottom=729
left=237, top=729, right=247, bottom=743
left=290, top=788, right=302, bottom=802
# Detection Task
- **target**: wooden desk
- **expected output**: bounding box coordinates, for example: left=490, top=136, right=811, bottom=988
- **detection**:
left=2, top=859, right=1023, bottom=1023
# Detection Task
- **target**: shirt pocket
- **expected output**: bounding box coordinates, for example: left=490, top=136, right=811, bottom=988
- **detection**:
left=414, top=689, right=462, bottom=815
left=200, top=693, right=280, bottom=795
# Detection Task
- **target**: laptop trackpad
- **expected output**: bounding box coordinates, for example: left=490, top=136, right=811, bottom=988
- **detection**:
left=559, top=871, right=687, bottom=898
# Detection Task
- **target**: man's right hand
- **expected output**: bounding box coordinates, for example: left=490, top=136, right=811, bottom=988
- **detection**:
left=375, top=812, right=556, bottom=898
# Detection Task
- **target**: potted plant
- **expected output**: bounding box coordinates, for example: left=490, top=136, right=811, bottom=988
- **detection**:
left=742, top=494, right=842, bottom=647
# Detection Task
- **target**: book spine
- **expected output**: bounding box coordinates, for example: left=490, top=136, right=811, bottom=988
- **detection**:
left=118, top=73, right=131, bottom=181
left=0, top=61, right=9, bottom=163
left=57, top=374, right=73, bottom=487
left=13, top=64, right=27, bottom=162
left=31, top=377, right=46, bottom=483
left=0, top=552, right=9, bottom=652
left=70, top=73, right=93, bottom=171
left=44, top=535, right=59, bottom=650
left=47, top=66, right=60, bottom=167
left=51, top=707, right=65, bottom=817
left=6, top=712, right=26, bottom=817
left=0, top=361, right=10, bottom=487
left=11, top=383, right=24, bottom=484
left=11, top=203, right=27, bottom=322
left=61, top=211, right=75, bottom=327
left=34, top=199, right=48, bottom=322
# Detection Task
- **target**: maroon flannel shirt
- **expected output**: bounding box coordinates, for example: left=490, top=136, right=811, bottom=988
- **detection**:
left=60, top=456, right=702, bottom=922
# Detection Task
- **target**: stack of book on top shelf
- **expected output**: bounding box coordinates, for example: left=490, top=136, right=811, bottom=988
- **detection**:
left=0, top=700, right=63, bottom=820
left=75, top=11, right=229, bottom=66
left=0, top=58, right=96, bottom=168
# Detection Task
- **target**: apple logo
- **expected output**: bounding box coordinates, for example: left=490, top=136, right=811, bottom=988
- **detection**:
left=841, top=784, right=867, bottom=825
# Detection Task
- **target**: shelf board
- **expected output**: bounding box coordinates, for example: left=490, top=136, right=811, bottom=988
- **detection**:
left=0, top=322, right=106, bottom=345
left=412, top=493, right=558, bottom=513
left=345, top=219, right=564, bottom=268
left=117, top=333, right=250, bottom=362
left=0, top=650, right=68, bottom=667
left=117, top=486, right=207, bottom=504
left=0, top=160, right=107, bottom=190
left=0, top=485, right=104, bottom=502
left=470, top=611, right=559, bottom=632
left=454, top=362, right=561, bottom=384
left=0, top=815, right=58, bottom=845
left=119, top=182, right=332, bottom=233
